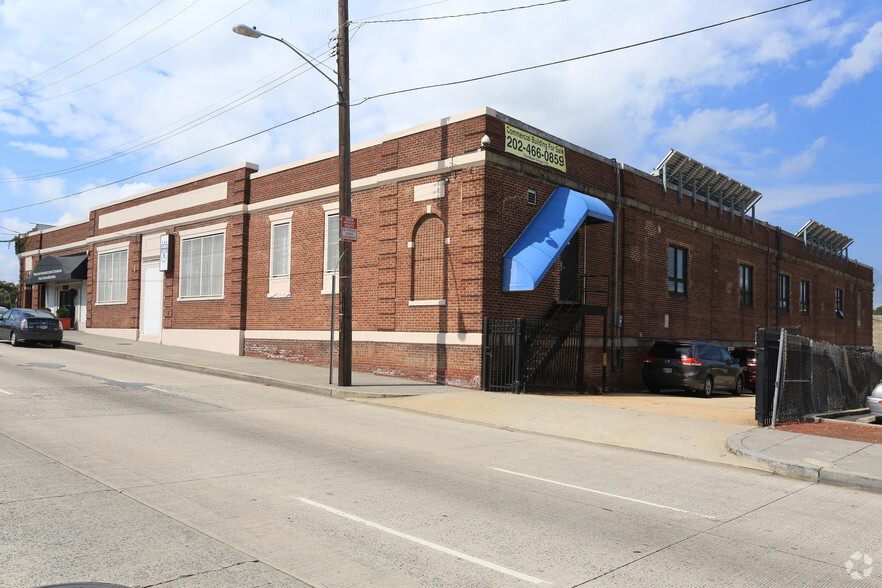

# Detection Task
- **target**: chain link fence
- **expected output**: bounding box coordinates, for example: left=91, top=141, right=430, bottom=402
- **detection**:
left=756, top=328, right=882, bottom=425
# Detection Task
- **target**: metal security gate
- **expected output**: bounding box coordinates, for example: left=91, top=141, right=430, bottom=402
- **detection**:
left=482, top=316, right=589, bottom=394
left=482, top=318, right=523, bottom=393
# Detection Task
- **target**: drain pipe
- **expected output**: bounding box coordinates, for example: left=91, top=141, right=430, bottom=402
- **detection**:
left=611, top=159, right=622, bottom=372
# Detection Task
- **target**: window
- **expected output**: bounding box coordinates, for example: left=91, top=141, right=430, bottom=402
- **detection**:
left=835, top=288, right=843, bottom=312
left=739, top=265, right=753, bottom=307
left=97, top=249, right=128, bottom=304
left=324, top=212, right=340, bottom=275
left=268, top=213, right=292, bottom=298
left=180, top=233, right=224, bottom=298
left=412, top=215, right=445, bottom=302
left=800, top=280, right=810, bottom=314
left=857, top=290, right=863, bottom=327
left=778, top=275, right=790, bottom=311
left=668, top=246, right=687, bottom=295
left=271, top=221, right=291, bottom=278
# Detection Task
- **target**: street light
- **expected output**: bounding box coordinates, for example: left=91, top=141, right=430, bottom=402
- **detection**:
left=233, top=2, right=353, bottom=387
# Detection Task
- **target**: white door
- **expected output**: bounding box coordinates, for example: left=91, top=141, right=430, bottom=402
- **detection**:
left=142, top=264, right=163, bottom=337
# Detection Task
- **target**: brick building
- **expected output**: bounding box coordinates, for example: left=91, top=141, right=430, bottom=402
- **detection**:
left=17, top=107, right=874, bottom=391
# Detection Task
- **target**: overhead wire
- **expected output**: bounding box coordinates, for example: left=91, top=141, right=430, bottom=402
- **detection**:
left=1, top=44, right=337, bottom=183
left=354, top=0, right=813, bottom=104
left=0, top=104, right=337, bottom=214
left=2, top=0, right=257, bottom=107
left=354, top=0, right=571, bottom=24
left=1, top=0, right=812, bottom=214
left=0, top=0, right=169, bottom=94
left=2, top=0, right=206, bottom=103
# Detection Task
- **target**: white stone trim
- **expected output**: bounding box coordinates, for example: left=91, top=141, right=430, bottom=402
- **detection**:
left=178, top=222, right=227, bottom=240
left=99, top=183, right=228, bottom=229
left=408, top=299, right=447, bottom=307
left=244, top=330, right=482, bottom=346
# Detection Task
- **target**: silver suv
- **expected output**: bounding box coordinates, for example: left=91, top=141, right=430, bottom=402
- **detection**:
left=642, top=340, right=744, bottom=398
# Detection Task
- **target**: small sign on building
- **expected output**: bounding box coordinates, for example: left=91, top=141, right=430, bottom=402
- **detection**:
left=159, top=234, right=173, bottom=271
left=341, top=216, right=357, bottom=242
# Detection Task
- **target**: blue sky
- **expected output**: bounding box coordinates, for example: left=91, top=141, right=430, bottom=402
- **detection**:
left=1, top=0, right=880, bottom=308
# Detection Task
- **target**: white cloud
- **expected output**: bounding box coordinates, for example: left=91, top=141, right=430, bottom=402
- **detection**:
left=756, top=181, right=882, bottom=214
left=9, top=141, right=68, bottom=159
left=657, top=105, right=776, bottom=156
left=795, top=20, right=882, bottom=108
left=0, top=110, right=39, bottom=135
left=778, top=137, right=828, bottom=176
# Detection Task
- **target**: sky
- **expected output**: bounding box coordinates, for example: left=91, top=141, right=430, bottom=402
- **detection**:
left=1, top=0, right=881, bottom=307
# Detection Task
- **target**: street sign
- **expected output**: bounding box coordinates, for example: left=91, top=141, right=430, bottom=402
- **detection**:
left=341, top=216, right=357, bottom=242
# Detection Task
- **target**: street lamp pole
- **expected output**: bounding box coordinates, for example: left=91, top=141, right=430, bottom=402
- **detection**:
left=233, top=0, right=352, bottom=386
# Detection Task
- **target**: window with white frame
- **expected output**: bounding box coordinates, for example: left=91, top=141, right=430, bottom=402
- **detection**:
left=324, top=212, right=340, bottom=274
left=271, top=221, right=291, bottom=278
left=180, top=232, right=225, bottom=298
left=321, top=205, right=340, bottom=294
left=268, top=212, right=292, bottom=298
left=97, top=248, right=128, bottom=304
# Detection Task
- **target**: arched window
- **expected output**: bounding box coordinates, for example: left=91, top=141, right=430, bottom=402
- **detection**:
left=412, top=215, right=445, bottom=301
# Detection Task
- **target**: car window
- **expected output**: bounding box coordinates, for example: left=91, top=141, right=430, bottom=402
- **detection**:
left=720, top=348, right=734, bottom=363
left=649, top=342, right=692, bottom=359
left=702, top=345, right=723, bottom=361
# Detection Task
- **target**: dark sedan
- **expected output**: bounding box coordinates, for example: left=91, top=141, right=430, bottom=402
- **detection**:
left=0, top=308, right=63, bottom=347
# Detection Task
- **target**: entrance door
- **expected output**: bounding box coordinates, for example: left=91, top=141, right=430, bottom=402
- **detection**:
left=141, top=264, right=163, bottom=338
left=559, top=234, right=579, bottom=302
left=59, top=288, right=78, bottom=328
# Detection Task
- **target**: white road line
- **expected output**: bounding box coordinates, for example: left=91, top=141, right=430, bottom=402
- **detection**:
left=491, top=468, right=716, bottom=520
left=145, top=386, right=167, bottom=393
left=298, top=497, right=552, bottom=585
left=0, top=389, right=12, bottom=395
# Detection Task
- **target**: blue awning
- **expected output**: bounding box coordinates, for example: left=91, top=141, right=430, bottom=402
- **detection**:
left=502, top=187, right=613, bottom=292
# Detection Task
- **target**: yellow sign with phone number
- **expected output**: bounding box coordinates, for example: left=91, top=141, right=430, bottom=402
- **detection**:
left=504, top=124, right=566, bottom=172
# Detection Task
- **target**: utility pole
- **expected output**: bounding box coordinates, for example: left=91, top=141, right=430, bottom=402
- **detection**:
left=337, top=0, right=352, bottom=386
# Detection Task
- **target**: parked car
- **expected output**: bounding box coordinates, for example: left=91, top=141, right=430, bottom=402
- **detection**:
left=0, top=308, right=63, bottom=348
left=868, top=380, right=882, bottom=421
left=643, top=340, right=744, bottom=397
left=731, top=347, right=757, bottom=392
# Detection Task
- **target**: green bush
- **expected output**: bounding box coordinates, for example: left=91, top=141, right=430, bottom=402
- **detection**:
left=55, top=307, right=71, bottom=319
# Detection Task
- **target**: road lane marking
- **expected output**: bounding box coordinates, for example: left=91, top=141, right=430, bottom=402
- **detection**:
left=0, top=389, right=12, bottom=395
left=145, top=386, right=167, bottom=393
left=298, top=497, right=552, bottom=585
left=490, top=467, right=716, bottom=520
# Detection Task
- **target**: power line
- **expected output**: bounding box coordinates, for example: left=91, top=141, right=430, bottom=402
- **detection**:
left=1, top=43, right=337, bottom=183
left=356, top=0, right=813, bottom=104
left=2, top=0, right=257, bottom=108
left=354, top=0, right=572, bottom=24
left=0, top=0, right=168, bottom=94
left=0, top=0, right=812, bottom=214
left=0, top=104, right=336, bottom=214
left=2, top=0, right=207, bottom=104
left=355, top=0, right=454, bottom=21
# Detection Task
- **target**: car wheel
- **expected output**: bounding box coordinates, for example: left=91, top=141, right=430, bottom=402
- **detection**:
left=732, top=376, right=743, bottom=396
left=51, top=341, right=62, bottom=348
left=10, top=331, right=20, bottom=347
left=702, top=376, right=713, bottom=398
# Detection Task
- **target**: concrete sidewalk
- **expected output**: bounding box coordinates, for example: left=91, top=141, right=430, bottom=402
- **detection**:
left=60, top=331, right=882, bottom=494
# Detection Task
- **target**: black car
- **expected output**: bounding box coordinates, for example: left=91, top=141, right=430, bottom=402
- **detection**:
left=643, top=340, right=744, bottom=397
left=0, top=308, right=64, bottom=347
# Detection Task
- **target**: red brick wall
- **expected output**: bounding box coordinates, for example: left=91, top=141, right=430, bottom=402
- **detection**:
left=16, top=112, right=873, bottom=392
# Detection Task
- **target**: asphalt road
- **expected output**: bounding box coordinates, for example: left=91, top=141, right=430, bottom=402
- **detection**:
left=1, top=345, right=880, bottom=587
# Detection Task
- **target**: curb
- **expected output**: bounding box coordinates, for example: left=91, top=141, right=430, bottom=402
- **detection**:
left=60, top=341, right=406, bottom=400
left=727, top=430, right=882, bottom=494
